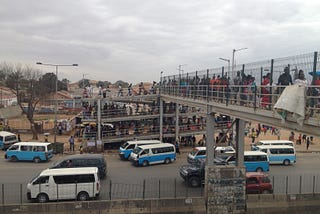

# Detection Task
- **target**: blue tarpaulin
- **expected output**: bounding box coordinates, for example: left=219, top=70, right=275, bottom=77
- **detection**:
left=308, top=71, right=320, bottom=76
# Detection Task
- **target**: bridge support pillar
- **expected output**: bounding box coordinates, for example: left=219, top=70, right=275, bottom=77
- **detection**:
left=205, top=166, right=246, bottom=214
left=175, top=103, right=179, bottom=141
left=159, top=99, right=163, bottom=142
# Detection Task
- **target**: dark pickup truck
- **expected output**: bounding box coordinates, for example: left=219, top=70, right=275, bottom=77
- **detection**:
left=179, top=158, right=273, bottom=194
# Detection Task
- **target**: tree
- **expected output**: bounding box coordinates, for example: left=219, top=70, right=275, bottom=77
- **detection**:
left=38, top=73, right=68, bottom=93
left=78, top=79, right=90, bottom=88
left=61, top=78, right=70, bottom=91
left=96, top=80, right=111, bottom=89
left=114, top=80, right=129, bottom=88
left=3, top=63, right=45, bottom=140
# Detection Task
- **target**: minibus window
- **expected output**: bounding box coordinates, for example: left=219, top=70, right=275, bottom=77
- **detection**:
left=8, top=145, right=19, bottom=151
left=5, top=136, right=17, bottom=141
left=127, top=144, right=135, bottom=149
left=33, top=176, right=49, bottom=185
left=255, top=142, right=263, bottom=146
left=21, top=146, right=32, bottom=151
left=53, top=175, right=75, bottom=184
left=140, top=149, right=149, bottom=155
left=132, top=147, right=142, bottom=154
left=76, top=174, right=95, bottom=183
left=190, top=149, right=198, bottom=156
left=198, top=150, right=206, bottom=156
left=121, top=142, right=129, bottom=148
left=34, top=146, right=45, bottom=152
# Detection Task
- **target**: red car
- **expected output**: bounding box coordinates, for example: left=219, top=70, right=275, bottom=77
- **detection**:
left=246, top=172, right=273, bottom=194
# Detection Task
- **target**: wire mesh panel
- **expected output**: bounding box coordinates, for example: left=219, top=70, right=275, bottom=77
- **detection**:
left=0, top=183, right=28, bottom=205
left=109, top=182, right=143, bottom=200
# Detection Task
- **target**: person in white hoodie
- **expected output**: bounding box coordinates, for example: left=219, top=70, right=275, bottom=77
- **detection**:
left=294, top=70, right=308, bottom=86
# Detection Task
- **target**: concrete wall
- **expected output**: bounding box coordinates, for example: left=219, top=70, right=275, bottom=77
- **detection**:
left=1, top=194, right=320, bottom=214
left=205, top=166, right=246, bottom=214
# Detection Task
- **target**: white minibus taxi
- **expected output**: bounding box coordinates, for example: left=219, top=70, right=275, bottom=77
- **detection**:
left=0, top=131, right=18, bottom=150
left=256, top=145, right=296, bottom=165
left=130, top=143, right=176, bottom=167
left=187, top=146, right=235, bottom=164
left=27, top=167, right=100, bottom=203
left=119, top=139, right=161, bottom=160
left=5, top=142, right=53, bottom=163
left=252, top=140, right=294, bottom=151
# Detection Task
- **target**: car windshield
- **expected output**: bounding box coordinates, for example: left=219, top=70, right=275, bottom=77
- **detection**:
left=121, top=142, right=129, bottom=149
left=190, top=149, right=199, bottom=156
left=51, top=159, right=64, bottom=167
left=30, top=172, right=41, bottom=183
left=132, top=147, right=143, bottom=154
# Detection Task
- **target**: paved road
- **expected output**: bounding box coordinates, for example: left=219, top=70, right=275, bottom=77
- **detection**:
left=0, top=150, right=320, bottom=204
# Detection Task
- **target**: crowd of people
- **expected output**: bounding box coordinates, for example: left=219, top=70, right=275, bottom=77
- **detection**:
left=247, top=123, right=314, bottom=150
left=80, top=102, right=211, bottom=143
left=161, top=67, right=320, bottom=111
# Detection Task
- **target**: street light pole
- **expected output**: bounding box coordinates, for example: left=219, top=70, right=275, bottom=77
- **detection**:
left=160, top=71, right=164, bottom=94
left=231, top=48, right=248, bottom=80
left=219, top=57, right=230, bottom=77
left=36, top=62, right=78, bottom=144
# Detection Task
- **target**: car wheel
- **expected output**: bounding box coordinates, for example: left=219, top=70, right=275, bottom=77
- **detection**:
left=11, top=156, right=18, bottom=162
left=37, top=193, right=48, bottom=203
left=142, top=160, right=149, bottom=167
left=256, top=167, right=263, bottom=172
left=77, top=191, right=89, bottom=201
left=262, top=190, right=270, bottom=194
left=164, top=158, right=171, bottom=164
left=189, top=176, right=201, bottom=187
left=283, top=159, right=290, bottom=166
left=34, top=157, right=41, bottom=163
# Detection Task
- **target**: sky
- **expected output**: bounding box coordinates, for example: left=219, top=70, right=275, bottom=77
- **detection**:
left=0, top=0, right=320, bottom=84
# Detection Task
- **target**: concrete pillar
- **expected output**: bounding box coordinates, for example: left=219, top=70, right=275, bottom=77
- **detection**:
left=159, top=99, right=163, bottom=142
left=206, top=166, right=246, bottom=214
left=97, top=99, right=101, bottom=141
left=205, top=111, right=215, bottom=166
left=175, top=103, right=179, bottom=141
left=235, top=118, right=245, bottom=167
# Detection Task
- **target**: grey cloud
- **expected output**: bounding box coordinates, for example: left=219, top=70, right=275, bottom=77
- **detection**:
left=0, top=0, right=319, bottom=83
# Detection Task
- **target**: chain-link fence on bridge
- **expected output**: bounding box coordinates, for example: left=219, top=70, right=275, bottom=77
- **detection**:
left=1, top=174, right=320, bottom=205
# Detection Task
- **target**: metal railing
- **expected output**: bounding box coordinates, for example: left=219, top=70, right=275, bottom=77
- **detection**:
left=162, top=51, right=319, bottom=88
left=161, top=84, right=320, bottom=114
left=1, top=174, right=320, bottom=205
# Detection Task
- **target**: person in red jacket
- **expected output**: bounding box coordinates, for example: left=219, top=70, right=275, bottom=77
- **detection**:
left=261, top=73, right=271, bottom=108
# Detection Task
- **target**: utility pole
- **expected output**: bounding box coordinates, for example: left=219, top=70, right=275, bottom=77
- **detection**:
left=231, top=48, right=248, bottom=80
left=177, top=64, right=187, bottom=76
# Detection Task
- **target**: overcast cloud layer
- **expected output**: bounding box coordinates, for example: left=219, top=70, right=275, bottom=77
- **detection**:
left=0, top=0, right=319, bottom=84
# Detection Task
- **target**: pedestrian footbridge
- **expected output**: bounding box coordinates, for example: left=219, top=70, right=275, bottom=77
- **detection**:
left=160, top=84, right=320, bottom=136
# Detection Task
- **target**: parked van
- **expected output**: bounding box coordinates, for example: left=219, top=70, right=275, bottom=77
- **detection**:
left=130, top=143, right=176, bottom=167
left=27, top=167, right=100, bottom=203
left=226, top=151, right=270, bottom=172
left=255, top=145, right=296, bottom=165
left=50, top=154, right=107, bottom=178
left=251, top=140, right=294, bottom=151
left=119, top=140, right=161, bottom=160
left=5, top=142, right=53, bottom=163
left=187, top=146, right=235, bottom=163
left=0, top=131, right=18, bottom=150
